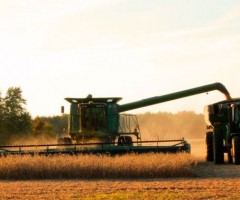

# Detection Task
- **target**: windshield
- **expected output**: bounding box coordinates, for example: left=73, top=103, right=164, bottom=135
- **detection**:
left=80, top=105, right=106, bottom=131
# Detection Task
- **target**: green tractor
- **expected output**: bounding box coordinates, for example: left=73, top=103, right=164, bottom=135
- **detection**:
left=205, top=98, right=240, bottom=164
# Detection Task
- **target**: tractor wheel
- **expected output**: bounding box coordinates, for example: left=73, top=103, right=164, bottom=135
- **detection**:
left=57, top=137, right=73, bottom=144
left=117, top=136, right=124, bottom=146
left=228, top=149, right=233, bottom=164
left=213, top=127, right=224, bottom=164
left=206, top=131, right=214, bottom=161
left=118, top=136, right=133, bottom=146
left=125, top=136, right=133, bottom=146
left=232, top=135, right=240, bottom=165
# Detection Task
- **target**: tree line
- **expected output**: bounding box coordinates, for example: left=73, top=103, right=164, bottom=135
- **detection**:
left=0, top=87, right=32, bottom=144
left=0, top=87, right=206, bottom=145
left=0, top=87, right=67, bottom=145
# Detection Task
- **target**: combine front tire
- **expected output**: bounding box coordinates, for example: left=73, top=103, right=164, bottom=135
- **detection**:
left=206, top=131, right=214, bottom=161
left=232, top=135, right=240, bottom=165
left=228, top=149, right=233, bottom=164
left=118, top=136, right=133, bottom=146
left=57, top=137, right=73, bottom=144
left=213, top=127, right=224, bottom=164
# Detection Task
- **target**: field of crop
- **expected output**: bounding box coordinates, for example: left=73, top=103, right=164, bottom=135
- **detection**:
left=0, top=140, right=240, bottom=199
left=0, top=152, right=197, bottom=179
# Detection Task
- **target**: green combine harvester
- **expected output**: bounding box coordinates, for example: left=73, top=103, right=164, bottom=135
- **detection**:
left=2, top=82, right=239, bottom=165
left=55, top=82, right=231, bottom=155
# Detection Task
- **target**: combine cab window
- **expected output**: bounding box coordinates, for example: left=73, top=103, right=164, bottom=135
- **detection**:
left=80, top=104, right=106, bottom=131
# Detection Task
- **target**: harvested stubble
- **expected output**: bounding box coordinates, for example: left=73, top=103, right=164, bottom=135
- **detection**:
left=0, top=153, right=197, bottom=179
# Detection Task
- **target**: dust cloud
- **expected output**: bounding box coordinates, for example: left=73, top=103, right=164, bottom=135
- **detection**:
left=9, top=135, right=57, bottom=145
left=137, top=111, right=206, bottom=158
left=137, top=111, right=206, bottom=140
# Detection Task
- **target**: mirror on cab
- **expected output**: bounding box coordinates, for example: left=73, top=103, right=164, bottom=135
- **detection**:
left=61, top=106, right=64, bottom=114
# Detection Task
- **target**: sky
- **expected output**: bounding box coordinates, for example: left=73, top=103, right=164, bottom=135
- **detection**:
left=0, top=0, right=240, bottom=117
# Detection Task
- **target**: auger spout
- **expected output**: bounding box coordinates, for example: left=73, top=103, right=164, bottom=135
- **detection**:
left=118, top=82, right=231, bottom=113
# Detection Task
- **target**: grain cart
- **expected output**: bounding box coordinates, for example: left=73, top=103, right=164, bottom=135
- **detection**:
left=57, top=82, right=231, bottom=154
left=205, top=98, right=240, bottom=164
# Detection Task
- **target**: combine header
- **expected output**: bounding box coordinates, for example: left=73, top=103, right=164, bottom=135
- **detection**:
left=0, top=82, right=233, bottom=158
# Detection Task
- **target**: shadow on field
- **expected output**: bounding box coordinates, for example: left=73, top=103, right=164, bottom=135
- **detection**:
left=189, top=139, right=240, bottom=179
left=193, top=161, right=240, bottom=179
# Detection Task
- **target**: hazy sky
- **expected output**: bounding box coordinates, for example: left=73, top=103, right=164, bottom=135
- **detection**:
left=1, top=0, right=240, bottom=117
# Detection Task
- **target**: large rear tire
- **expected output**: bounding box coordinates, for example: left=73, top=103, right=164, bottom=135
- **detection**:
left=213, top=127, right=224, bottom=164
left=228, top=149, right=233, bottom=164
left=206, top=131, right=214, bottom=161
left=232, top=135, right=240, bottom=165
left=125, top=136, right=133, bottom=146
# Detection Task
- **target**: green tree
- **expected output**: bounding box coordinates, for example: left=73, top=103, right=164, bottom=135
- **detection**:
left=3, top=87, right=32, bottom=141
left=32, top=117, right=56, bottom=138
left=40, top=115, right=68, bottom=134
left=31, top=115, right=68, bottom=142
left=0, top=92, right=6, bottom=135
